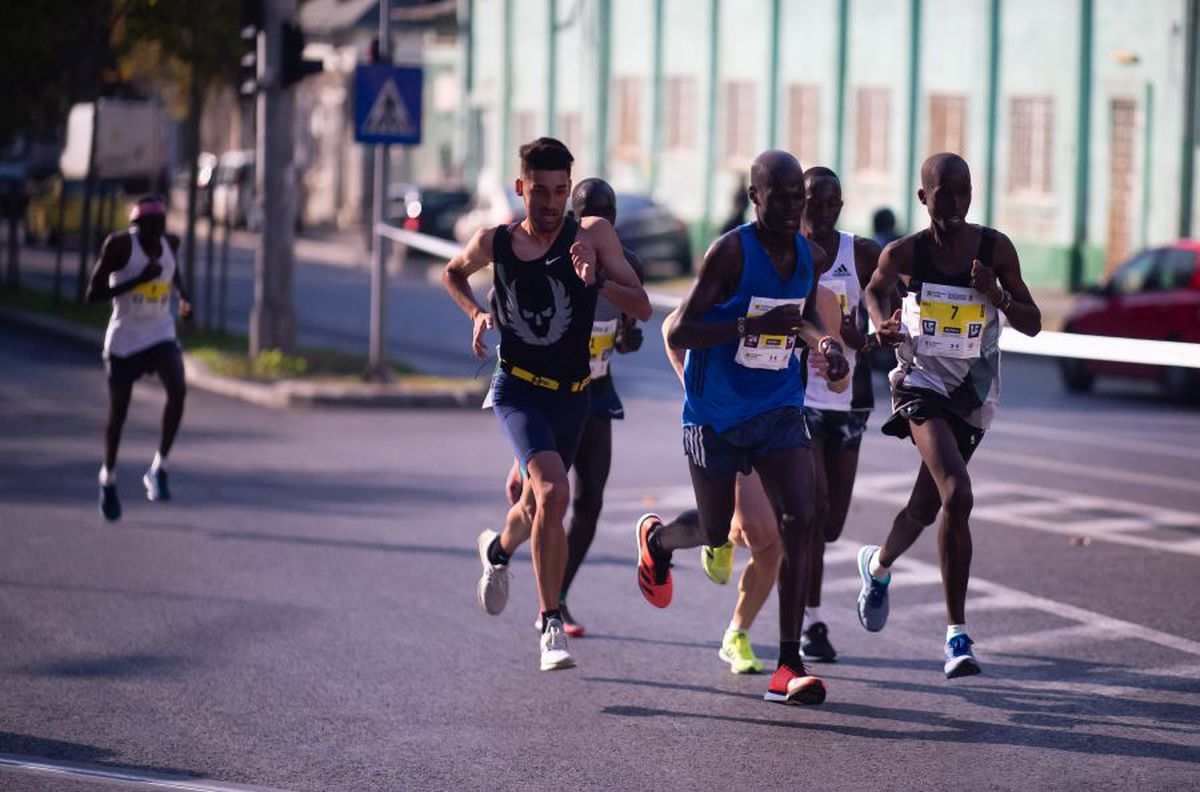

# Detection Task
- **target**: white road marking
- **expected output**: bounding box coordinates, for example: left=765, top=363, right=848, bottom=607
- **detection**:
left=975, top=448, right=1200, bottom=495
left=0, top=753, right=289, bottom=792
left=853, top=472, right=1200, bottom=558
left=597, top=486, right=1200, bottom=669
left=990, top=420, right=1200, bottom=463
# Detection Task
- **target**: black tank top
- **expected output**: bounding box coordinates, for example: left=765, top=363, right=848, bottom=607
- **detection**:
left=910, top=226, right=996, bottom=292
left=492, top=216, right=598, bottom=384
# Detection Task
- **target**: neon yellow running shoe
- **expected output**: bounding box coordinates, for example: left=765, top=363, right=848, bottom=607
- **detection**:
left=719, top=629, right=764, bottom=674
left=701, top=541, right=734, bottom=585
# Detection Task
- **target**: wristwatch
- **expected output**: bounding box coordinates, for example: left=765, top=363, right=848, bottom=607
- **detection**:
left=737, top=316, right=748, bottom=337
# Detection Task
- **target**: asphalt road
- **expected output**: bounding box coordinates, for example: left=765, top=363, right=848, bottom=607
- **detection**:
left=3, top=248, right=1200, bottom=790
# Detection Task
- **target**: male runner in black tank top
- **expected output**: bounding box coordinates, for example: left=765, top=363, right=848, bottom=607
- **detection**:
left=443, top=138, right=650, bottom=672
left=859, top=153, right=1042, bottom=678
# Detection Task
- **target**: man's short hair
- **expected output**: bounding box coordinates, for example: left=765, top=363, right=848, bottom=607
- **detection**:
left=519, top=137, right=574, bottom=175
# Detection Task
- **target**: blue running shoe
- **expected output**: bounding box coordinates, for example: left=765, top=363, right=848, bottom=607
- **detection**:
left=856, top=545, right=890, bottom=632
left=944, top=634, right=982, bottom=679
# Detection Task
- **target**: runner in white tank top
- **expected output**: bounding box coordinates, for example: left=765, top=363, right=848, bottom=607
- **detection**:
left=797, top=167, right=882, bottom=663
left=859, top=154, right=1042, bottom=679
left=85, top=196, right=192, bottom=521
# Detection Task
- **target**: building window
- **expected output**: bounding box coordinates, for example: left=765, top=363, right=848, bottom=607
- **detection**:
left=928, top=94, right=967, bottom=156
left=786, top=84, right=819, bottom=164
left=557, top=112, right=582, bottom=159
left=1009, top=96, right=1054, bottom=196
left=723, top=81, right=757, bottom=164
left=664, top=76, right=696, bottom=153
left=512, top=110, right=537, bottom=150
left=612, top=76, right=642, bottom=158
left=855, top=87, right=890, bottom=176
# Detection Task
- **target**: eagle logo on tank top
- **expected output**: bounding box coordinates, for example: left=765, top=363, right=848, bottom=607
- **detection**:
left=501, top=273, right=573, bottom=346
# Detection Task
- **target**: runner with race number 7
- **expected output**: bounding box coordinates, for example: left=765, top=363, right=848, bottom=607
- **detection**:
left=858, top=153, right=1042, bottom=679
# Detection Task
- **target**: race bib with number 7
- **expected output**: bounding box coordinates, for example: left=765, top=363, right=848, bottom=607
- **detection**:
left=735, top=296, right=807, bottom=370
left=903, top=282, right=987, bottom=359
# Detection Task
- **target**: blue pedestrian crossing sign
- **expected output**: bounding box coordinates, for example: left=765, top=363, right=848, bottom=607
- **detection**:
left=354, top=64, right=422, bottom=145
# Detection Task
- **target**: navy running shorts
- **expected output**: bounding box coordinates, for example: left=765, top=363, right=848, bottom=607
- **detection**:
left=682, top=405, right=811, bottom=479
left=803, top=407, right=870, bottom=451
left=492, top=371, right=591, bottom=470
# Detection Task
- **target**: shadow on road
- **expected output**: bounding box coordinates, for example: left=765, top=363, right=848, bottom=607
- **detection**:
left=0, top=733, right=203, bottom=780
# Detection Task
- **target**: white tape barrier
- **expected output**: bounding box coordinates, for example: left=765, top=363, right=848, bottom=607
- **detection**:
left=374, top=221, right=463, bottom=261
left=376, top=222, right=1200, bottom=369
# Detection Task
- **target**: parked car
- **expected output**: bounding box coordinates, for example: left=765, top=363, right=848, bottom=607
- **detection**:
left=387, top=182, right=471, bottom=241
left=1059, top=241, right=1200, bottom=401
left=24, top=175, right=137, bottom=246
left=211, top=150, right=257, bottom=229
left=613, top=193, right=692, bottom=278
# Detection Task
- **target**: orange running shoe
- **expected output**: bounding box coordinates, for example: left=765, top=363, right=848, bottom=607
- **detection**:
left=635, top=513, right=672, bottom=608
left=763, top=663, right=826, bottom=705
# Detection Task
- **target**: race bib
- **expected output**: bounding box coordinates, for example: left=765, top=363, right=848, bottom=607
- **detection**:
left=823, top=278, right=850, bottom=316
left=589, top=319, right=619, bottom=379
left=131, top=280, right=171, bottom=318
left=903, top=282, right=987, bottom=359
left=735, top=296, right=806, bottom=371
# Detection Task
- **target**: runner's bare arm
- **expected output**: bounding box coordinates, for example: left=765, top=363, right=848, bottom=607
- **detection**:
left=837, top=236, right=882, bottom=352
left=796, top=241, right=850, bottom=381
left=615, top=248, right=646, bottom=354
left=809, top=285, right=850, bottom=393
left=864, top=238, right=910, bottom=346
left=972, top=231, right=1041, bottom=337
left=442, top=227, right=497, bottom=358
left=85, top=234, right=152, bottom=303
left=578, top=217, right=651, bottom=321
left=667, top=233, right=744, bottom=350
left=660, top=305, right=686, bottom=385
left=166, top=234, right=192, bottom=319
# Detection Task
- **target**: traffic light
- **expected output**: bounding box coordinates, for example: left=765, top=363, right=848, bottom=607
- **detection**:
left=239, top=0, right=262, bottom=96
left=282, top=22, right=323, bottom=88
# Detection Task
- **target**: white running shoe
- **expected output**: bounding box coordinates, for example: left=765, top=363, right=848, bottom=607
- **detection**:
left=539, top=617, right=576, bottom=671
left=475, top=530, right=510, bottom=615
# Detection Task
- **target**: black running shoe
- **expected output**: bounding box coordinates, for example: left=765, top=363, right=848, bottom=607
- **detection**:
left=143, top=468, right=170, bottom=502
left=801, top=621, right=837, bottom=662
left=100, top=484, right=121, bottom=521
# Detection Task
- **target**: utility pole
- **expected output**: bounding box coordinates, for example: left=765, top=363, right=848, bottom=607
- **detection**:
left=366, top=0, right=392, bottom=381
left=250, top=0, right=297, bottom=355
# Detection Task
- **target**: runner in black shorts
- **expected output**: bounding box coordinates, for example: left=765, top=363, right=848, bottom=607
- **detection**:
left=858, top=153, right=1042, bottom=678
left=796, top=167, right=882, bottom=662
left=443, top=139, right=649, bottom=671
left=86, top=195, right=191, bottom=521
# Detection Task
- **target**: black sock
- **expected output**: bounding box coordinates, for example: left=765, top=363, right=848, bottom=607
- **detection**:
left=647, top=526, right=666, bottom=559
left=541, top=609, right=561, bottom=632
left=487, top=535, right=510, bottom=566
left=779, top=641, right=802, bottom=670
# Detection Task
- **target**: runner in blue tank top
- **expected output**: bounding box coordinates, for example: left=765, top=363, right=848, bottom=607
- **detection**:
left=633, top=150, right=850, bottom=706
left=858, top=153, right=1042, bottom=679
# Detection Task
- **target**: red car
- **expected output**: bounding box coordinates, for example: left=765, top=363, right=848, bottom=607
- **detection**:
left=1060, top=241, right=1200, bottom=401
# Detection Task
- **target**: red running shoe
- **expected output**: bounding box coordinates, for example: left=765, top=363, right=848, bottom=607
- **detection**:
left=763, top=663, right=826, bottom=705
left=635, top=513, right=672, bottom=608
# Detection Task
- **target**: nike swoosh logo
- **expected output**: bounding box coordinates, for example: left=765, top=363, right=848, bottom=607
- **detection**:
left=545, top=256, right=561, bottom=266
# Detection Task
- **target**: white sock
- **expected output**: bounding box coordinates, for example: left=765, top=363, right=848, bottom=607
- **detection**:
left=726, top=621, right=744, bottom=635
left=99, top=466, right=116, bottom=486
left=803, top=606, right=823, bottom=629
left=151, top=452, right=166, bottom=472
left=947, top=624, right=968, bottom=641
left=869, top=549, right=891, bottom=582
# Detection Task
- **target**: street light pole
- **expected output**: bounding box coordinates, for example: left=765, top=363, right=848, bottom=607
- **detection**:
left=366, top=0, right=392, bottom=382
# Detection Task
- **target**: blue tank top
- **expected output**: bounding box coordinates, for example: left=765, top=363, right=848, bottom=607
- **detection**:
left=682, top=223, right=814, bottom=433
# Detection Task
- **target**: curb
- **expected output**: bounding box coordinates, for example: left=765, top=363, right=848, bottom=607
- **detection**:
left=1, top=306, right=487, bottom=410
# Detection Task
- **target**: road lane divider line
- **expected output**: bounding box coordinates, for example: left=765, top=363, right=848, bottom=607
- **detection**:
left=0, top=753, right=289, bottom=792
